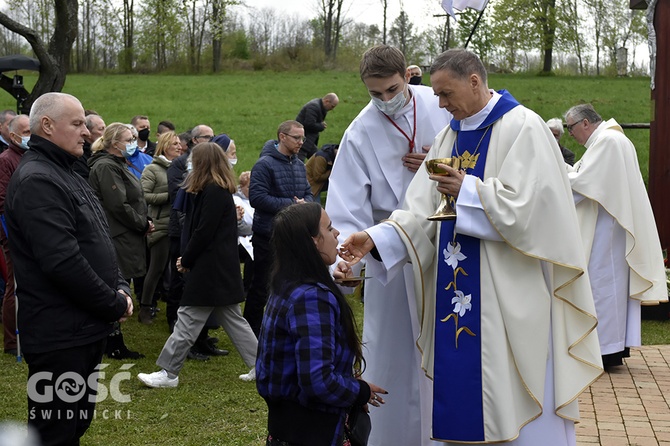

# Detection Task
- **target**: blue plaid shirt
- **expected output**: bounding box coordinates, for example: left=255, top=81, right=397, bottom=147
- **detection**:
left=256, top=282, right=367, bottom=445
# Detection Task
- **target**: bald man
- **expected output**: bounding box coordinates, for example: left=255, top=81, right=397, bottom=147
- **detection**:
left=295, top=92, right=339, bottom=160
left=5, top=92, right=132, bottom=446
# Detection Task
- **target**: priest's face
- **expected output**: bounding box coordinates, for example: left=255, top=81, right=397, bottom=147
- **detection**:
left=566, top=116, right=589, bottom=145
left=431, top=69, right=484, bottom=121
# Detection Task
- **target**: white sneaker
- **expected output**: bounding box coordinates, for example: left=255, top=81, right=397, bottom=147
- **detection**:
left=239, top=367, right=256, bottom=382
left=137, top=370, right=179, bottom=388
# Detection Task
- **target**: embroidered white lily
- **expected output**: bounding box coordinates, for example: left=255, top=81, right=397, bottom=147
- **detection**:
left=451, top=290, right=472, bottom=317
left=443, top=242, right=466, bottom=270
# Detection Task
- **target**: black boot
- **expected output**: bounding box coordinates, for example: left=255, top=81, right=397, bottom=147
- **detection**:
left=105, top=323, right=145, bottom=360
left=138, top=306, right=153, bottom=325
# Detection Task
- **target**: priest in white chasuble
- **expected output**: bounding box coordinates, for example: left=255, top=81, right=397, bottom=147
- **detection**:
left=338, top=49, right=603, bottom=445
left=565, top=104, right=667, bottom=370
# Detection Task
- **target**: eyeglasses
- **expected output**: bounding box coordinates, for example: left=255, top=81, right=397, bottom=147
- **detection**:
left=282, top=133, right=306, bottom=143
left=122, top=138, right=137, bottom=144
left=566, top=120, right=582, bottom=133
left=195, top=135, right=214, bottom=141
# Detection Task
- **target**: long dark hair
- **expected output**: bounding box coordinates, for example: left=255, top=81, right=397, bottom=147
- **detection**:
left=270, top=202, right=364, bottom=373
left=182, top=142, right=236, bottom=194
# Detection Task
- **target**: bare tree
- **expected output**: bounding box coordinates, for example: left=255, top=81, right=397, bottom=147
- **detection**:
left=389, top=10, right=415, bottom=59
left=537, top=0, right=558, bottom=73
left=559, top=0, right=587, bottom=74
left=212, top=0, right=238, bottom=72
left=0, top=0, right=79, bottom=112
left=183, top=0, right=210, bottom=72
left=380, top=0, right=388, bottom=44
left=120, top=0, right=135, bottom=72
left=317, top=0, right=346, bottom=59
left=584, top=0, right=606, bottom=75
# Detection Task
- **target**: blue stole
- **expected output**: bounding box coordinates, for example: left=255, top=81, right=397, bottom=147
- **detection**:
left=433, top=91, right=520, bottom=442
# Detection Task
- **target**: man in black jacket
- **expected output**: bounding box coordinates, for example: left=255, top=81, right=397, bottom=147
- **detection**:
left=5, top=92, right=133, bottom=446
left=73, top=112, right=105, bottom=180
left=295, top=93, right=338, bottom=161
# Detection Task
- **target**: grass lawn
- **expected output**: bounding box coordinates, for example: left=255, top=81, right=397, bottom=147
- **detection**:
left=0, top=72, right=653, bottom=180
left=0, top=71, right=665, bottom=444
left=0, top=293, right=365, bottom=445
left=2, top=297, right=669, bottom=445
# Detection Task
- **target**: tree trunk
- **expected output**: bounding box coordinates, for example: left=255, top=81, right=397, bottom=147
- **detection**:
left=0, top=0, right=78, bottom=112
left=122, top=0, right=134, bottom=72
left=381, top=0, right=387, bottom=44
left=212, top=0, right=224, bottom=72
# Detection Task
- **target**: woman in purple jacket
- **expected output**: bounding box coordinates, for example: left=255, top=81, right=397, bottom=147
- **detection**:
left=256, top=202, right=386, bottom=446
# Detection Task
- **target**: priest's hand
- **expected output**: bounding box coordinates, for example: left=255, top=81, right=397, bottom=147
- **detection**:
left=431, top=163, right=465, bottom=198
left=339, top=231, right=375, bottom=266
left=402, top=145, right=431, bottom=173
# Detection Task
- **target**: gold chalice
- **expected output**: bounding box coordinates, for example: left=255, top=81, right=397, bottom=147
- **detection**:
left=425, top=157, right=461, bottom=221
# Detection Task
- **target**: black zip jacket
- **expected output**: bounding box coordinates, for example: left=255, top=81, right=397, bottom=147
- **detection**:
left=5, top=135, right=129, bottom=354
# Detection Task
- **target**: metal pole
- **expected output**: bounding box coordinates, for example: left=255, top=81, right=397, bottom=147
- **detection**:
left=465, top=8, right=486, bottom=48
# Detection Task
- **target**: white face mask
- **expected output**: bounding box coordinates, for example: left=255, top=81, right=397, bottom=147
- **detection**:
left=228, top=158, right=238, bottom=166
left=370, top=87, right=408, bottom=116
left=13, top=135, right=30, bottom=150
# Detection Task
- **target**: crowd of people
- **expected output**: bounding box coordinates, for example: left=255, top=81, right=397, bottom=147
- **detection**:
left=0, top=44, right=666, bottom=446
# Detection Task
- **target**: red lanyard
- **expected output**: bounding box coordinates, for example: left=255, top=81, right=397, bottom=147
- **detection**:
left=382, top=96, right=416, bottom=154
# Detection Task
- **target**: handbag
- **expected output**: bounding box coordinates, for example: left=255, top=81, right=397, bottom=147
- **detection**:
left=345, top=407, right=371, bottom=446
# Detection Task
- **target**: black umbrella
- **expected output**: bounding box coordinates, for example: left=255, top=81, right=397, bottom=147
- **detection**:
left=0, top=55, right=40, bottom=73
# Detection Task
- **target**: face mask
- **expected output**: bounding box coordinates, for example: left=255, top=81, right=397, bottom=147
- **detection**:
left=371, top=87, right=408, bottom=116
left=138, top=128, right=150, bottom=142
left=187, top=160, right=193, bottom=172
left=13, top=135, right=29, bottom=150
left=229, top=158, right=238, bottom=166
left=124, top=143, right=137, bottom=157
left=409, top=75, right=422, bottom=85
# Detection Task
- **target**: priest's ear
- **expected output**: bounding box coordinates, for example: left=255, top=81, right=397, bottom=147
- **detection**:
left=469, top=73, right=482, bottom=90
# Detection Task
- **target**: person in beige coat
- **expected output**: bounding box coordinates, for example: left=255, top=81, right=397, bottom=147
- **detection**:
left=139, top=131, right=182, bottom=323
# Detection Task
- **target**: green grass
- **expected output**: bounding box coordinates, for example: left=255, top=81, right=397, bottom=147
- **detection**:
left=2, top=295, right=669, bottom=445
left=0, top=72, right=653, bottom=180
left=0, top=294, right=365, bottom=445
left=0, top=72, right=663, bottom=444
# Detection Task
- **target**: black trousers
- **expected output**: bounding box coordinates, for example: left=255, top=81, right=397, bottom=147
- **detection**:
left=24, top=339, right=106, bottom=446
left=243, top=232, right=272, bottom=336
left=165, top=236, right=184, bottom=325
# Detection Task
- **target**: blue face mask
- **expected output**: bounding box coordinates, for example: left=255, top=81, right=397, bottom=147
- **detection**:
left=124, top=143, right=137, bottom=157
left=16, top=135, right=30, bottom=150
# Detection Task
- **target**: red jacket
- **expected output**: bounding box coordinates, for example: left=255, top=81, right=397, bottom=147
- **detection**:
left=0, top=142, right=25, bottom=214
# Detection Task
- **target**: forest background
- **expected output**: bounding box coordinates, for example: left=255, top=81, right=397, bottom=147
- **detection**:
left=0, top=0, right=651, bottom=77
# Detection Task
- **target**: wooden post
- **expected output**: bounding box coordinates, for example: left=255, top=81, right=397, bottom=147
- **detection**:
left=647, top=0, right=670, bottom=252
left=633, top=0, right=670, bottom=252
left=632, top=0, right=670, bottom=319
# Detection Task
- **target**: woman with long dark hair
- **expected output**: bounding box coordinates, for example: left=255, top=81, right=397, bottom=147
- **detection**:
left=256, top=202, right=386, bottom=446
left=137, top=142, right=257, bottom=388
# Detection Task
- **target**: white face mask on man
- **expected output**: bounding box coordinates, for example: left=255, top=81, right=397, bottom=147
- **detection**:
left=370, top=87, right=408, bottom=116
